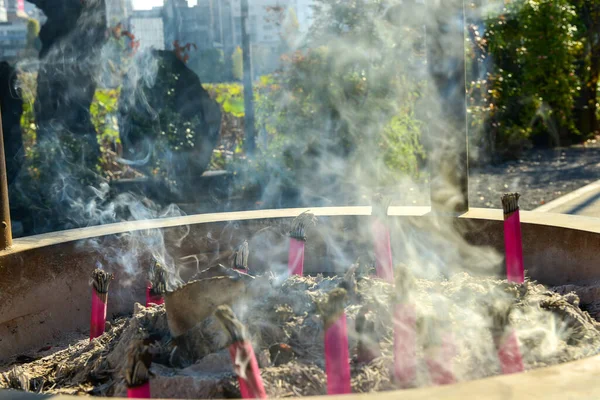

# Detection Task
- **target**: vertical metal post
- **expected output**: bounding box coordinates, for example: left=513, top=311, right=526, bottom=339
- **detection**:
left=0, top=109, right=12, bottom=250
left=240, top=0, right=256, bottom=155
left=426, top=0, right=469, bottom=214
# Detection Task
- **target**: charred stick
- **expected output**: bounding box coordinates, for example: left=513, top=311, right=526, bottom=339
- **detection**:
left=234, top=240, right=250, bottom=273
left=124, top=340, right=152, bottom=398
left=288, top=211, right=317, bottom=276
left=90, top=268, right=114, bottom=341
left=146, top=260, right=166, bottom=307
left=355, top=305, right=380, bottom=364
left=319, top=288, right=352, bottom=395
left=502, top=193, right=525, bottom=284
left=371, top=194, right=394, bottom=283
left=214, top=306, right=267, bottom=399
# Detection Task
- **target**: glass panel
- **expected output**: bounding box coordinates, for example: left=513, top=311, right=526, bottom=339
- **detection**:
left=3, top=0, right=446, bottom=237
left=467, top=0, right=600, bottom=217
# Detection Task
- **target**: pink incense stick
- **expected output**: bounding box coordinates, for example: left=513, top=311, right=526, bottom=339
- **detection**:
left=146, top=283, right=164, bottom=307
left=234, top=241, right=250, bottom=273
left=393, top=266, right=417, bottom=388
left=502, top=193, right=524, bottom=283
left=497, top=328, right=524, bottom=374
left=127, top=382, right=150, bottom=398
left=215, top=306, right=267, bottom=399
left=125, top=341, right=153, bottom=398
left=287, top=212, right=317, bottom=276
left=146, top=261, right=167, bottom=307
left=393, top=303, right=417, bottom=387
left=90, top=269, right=114, bottom=341
left=425, top=331, right=456, bottom=385
left=321, top=288, right=351, bottom=395
left=371, top=195, right=394, bottom=283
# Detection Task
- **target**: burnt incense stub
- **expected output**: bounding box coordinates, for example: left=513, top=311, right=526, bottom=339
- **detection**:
left=318, top=288, right=348, bottom=330
left=149, top=261, right=167, bottom=296
left=234, top=241, right=249, bottom=270
left=372, top=193, right=391, bottom=220
left=393, top=264, right=416, bottom=303
left=289, top=211, right=318, bottom=241
left=501, top=193, right=521, bottom=215
left=124, top=340, right=153, bottom=388
left=91, top=269, right=114, bottom=294
left=214, top=305, right=248, bottom=344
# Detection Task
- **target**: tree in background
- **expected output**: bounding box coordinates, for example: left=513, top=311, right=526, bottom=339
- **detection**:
left=21, top=18, right=40, bottom=58
left=483, top=0, right=581, bottom=155
left=232, top=46, right=243, bottom=81
left=570, top=1, right=600, bottom=138
left=248, top=0, right=426, bottom=204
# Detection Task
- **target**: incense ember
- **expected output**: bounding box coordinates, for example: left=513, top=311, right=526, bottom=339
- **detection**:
left=3, top=273, right=600, bottom=397
left=90, top=268, right=114, bottom=341
left=371, top=195, right=393, bottom=283
left=146, top=261, right=167, bottom=307
left=287, top=212, right=317, bottom=276
left=215, top=306, right=267, bottom=399
left=502, top=193, right=525, bottom=284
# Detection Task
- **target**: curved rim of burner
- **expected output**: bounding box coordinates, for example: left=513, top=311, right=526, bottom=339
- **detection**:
left=2, top=207, right=600, bottom=398
left=0, top=350, right=599, bottom=398
left=3, top=206, right=595, bottom=256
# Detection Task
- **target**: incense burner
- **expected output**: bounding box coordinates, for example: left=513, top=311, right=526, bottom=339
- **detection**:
left=1, top=207, right=600, bottom=399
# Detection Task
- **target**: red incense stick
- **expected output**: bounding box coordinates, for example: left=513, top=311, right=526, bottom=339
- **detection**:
left=90, top=269, right=114, bottom=341
left=497, top=328, right=524, bottom=374
left=125, top=340, right=152, bottom=398
left=215, top=306, right=267, bottom=399
left=233, top=241, right=250, bottom=274
left=393, top=266, right=417, bottom=388
left=371, top=194, right=394, bottom=283
left=502, top=193, right=524, bottom=284
left=320, top=288, right=351, bottom=395
left=146, top=261, right=166, bottom=307
left=424, top=320, right=456, bottom=386
left=287, top=212, right=317, bottom=276
left=491, top=305, right=524, bottom=375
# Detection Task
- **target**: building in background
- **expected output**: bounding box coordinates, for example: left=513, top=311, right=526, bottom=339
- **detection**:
left=129, top=7, right=165, bottom=50
left=106, top=0, right=133, bottom=28
left=0, top=0, right=7, bottom=23
left=0, top=19, right=27, bottom=62
left=6, top=0, right=26, bottom=22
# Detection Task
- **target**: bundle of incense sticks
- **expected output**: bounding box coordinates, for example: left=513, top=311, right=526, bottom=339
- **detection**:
left=146, top=261, right=167, bottom=307
left=124, top=340, right=152, bottom=398
left=371, top=194, right=394, bottom=283
left=491, top=304, right=524, bottom=375
left=319, top=288, right=352, bottom=395
left=90, top=268, right=114, bottom=341
left=423, top=317, right=456, bottom=386
left=234, top=241, right=249, bottom=273
left=355, top=305, right=380, bottom=364
left=214, top=306, right=267, bottom=399
left=287, top=211, right=317, bottom=276
left=501, top=193, right=525, bottom=284
left=392, top=265, right=417, bottom=388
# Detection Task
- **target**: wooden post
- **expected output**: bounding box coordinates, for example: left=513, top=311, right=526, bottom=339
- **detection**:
left=426, top=0, right=469, bottom=214
left=240, top=0, right=256, bottom=155
left=0, top=108, right=12, bottom=250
